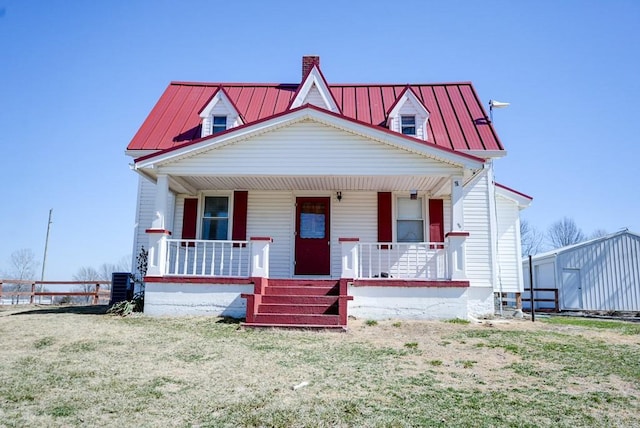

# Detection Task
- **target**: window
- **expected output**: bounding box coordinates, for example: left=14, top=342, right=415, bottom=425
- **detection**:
left=401, top=115, right=416, bottom=135
left=202, top=196, right=229, bottom=240
left=212, top=116, right=227, bottom=134
left=397, top=197, right=424, bottom=242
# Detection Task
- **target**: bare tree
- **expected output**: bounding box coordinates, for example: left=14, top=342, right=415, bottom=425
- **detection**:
left=4, top=249, right=39, bottom=304
left=73, top=266, right=101, bottom=303
left=590, top=229, right=608, bottom=239
left=546, top=217, right=585, bottom=249
left=520, top=219, right=545, bottom=256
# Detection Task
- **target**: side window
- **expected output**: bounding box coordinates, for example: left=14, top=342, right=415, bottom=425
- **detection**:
left=202, top=196, right=229, bottom=240
left=401, top=115, right=416, bottom=135
left=212, top=116, right=227, bottom=134
left=397, top=197, right=424, bottom=242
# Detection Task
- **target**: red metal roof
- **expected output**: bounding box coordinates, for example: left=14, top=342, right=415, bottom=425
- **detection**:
left=128, top=80, right=503, bottom=152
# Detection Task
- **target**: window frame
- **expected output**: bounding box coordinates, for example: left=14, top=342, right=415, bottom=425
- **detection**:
left=212, top=115, right=227, bottom=134
left=199, top=194, right=232, bottom=241
left=400, top=115, right=416, bottom=136
left=395, top=196, right=425, bottom=243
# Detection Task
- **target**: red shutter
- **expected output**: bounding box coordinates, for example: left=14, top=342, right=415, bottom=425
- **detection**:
left=181, top=198, right=198, bottom=246
left=377, top=192, right=392, bottom=246
left=429, top=199, right=444, bottom=246
left=232, top=191, right=248, bottom=242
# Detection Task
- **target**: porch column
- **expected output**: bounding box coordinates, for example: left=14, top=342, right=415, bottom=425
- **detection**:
left=339, top=238, right=360, bottom=279
left=146, top=174, right=171, bottom=277
left=250, top=237, right=272, bottom=278
left=446, top=232, right=469, bottom=280
left=448, top=175, right=468, bottom=280
left=146, top=229, right=170, bottom=277
left=151, top=174, right=169, bottom=229
left=451, top=175, right=464, bottom=231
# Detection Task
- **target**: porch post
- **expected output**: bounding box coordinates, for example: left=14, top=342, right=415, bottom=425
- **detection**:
left=146, top=229, right=170, bottom=277
left=339, top=238, right=359, bottom=279
left=146, top=174, right=171, bottom=277
left=451, top=175, right=464, bottom=231
left=448, top=175, right=468, bottom=280
left=250, top=237, right=272, bottom=278
left=151, top=174, right=169, bottom=229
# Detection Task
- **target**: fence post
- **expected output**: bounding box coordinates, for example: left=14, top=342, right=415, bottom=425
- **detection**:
left=30, top=282, right=36, bottom=304
left=0, top=281, right=3, bottom=304
left=93, top=283, right=100, bottom=305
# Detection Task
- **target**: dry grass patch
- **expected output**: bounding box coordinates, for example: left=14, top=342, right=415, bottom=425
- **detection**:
left=0, top=306, right=638, bottom=427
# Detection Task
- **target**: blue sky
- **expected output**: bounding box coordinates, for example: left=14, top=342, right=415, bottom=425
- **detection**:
left=1, top=0, right=639, bottom=280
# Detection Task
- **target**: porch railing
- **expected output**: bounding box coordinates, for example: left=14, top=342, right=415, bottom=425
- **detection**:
left=164, top=239, right=251, bottom=277
left=357, top=242, right=448, bottom=280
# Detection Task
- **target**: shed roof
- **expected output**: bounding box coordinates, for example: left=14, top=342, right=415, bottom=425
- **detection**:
left=527, top=229, right=640, bottom=261
left=127, top=80, right=503, bottom=153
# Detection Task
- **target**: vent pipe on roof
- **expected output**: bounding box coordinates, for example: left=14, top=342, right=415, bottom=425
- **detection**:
left=302, top=55, right=320, bottom=80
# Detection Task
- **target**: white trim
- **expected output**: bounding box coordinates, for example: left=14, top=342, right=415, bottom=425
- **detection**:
left=461, top=150, right=507, bottom=159
left=290, top=66, right=339, bottom=112
left=495, top=185, right=532, bottom=209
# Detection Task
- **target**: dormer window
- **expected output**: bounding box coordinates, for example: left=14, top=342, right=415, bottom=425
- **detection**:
left=198, top=87, right=244, bottom=138
left=212, top=116, right=227, bottom=134
left=401, top=116, right=416, bottom=135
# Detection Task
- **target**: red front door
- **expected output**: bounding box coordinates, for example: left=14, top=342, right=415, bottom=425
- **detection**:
left=295, top=197, right=330, bottom=275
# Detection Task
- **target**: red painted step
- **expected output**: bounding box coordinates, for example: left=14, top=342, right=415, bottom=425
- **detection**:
left=267, top=279, right=338, bottom=287
left=253, top=313, right=341, bottom=326
left=261, top=295, right=339, bottom=305
left=259, top=303, right=339, bottom=314
left=265, top=286, right=337, bottom=296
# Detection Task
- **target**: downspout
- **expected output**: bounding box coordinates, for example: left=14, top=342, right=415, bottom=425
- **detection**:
left=486, top=160, right=502, bottom=315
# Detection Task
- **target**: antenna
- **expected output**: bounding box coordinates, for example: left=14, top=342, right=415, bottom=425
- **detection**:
left=489, top=99, right=510, bottom=123
left=40, top=209, right=53, bottom=282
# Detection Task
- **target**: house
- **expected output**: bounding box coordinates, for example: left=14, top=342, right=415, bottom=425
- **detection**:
left=126, top=56, right=531, bottom=327
left=523, top=229, right=640, bottom=312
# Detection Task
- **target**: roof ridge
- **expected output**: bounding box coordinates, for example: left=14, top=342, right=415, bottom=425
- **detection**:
left=169, top=81, right=475, bottom=87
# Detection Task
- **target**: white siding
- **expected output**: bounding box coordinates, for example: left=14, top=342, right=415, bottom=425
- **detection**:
left=159, top=120, right=460, bottom=176
left=463, top=173, right=493, bottom=287
left=495, top=195, right=523, bottom=292
left=331, top=192, right=378, bottom=277
left=246, top=191, right=294, bottom=278
left=132, top=176, right=156, bottom=273
left=132, top=176, right=175, bottom=275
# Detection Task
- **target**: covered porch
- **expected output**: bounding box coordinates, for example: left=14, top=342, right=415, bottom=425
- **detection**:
left=143, top=173, right=472, bottom=284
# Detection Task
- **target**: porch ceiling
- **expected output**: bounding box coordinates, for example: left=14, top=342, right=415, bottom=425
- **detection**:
left=169, top=175, right=452, bottom=194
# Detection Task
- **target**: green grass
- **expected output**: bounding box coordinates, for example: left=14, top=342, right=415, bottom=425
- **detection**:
left=0, top=306, right=638, bottom=427
left=543, top=316, right=640, bottom=335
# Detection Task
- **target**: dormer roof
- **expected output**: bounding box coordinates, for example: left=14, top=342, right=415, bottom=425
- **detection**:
left=289, top=65, right=341, bottom=113
left=386, top=85, right=429, bottom=120
left=198, top=86, right=244, bottom=123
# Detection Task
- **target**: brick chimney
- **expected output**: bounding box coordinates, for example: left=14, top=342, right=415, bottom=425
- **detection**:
left=302, top=55, right=320, bottom=80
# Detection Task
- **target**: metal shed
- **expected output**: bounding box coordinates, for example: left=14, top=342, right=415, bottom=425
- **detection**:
left=523, top=230, right=640, bottom=312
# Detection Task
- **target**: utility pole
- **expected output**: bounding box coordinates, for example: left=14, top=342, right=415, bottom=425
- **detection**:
left=40, top=209, right=53, bottom=302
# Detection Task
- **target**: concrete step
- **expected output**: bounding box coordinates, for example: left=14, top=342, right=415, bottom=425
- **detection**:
left=243, top=323, right=346, bottom=331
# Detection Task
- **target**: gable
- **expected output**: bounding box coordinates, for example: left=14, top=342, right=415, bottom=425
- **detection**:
left=155, top=119, right=465, bottom=177
left=289, top=66, right=340, bottom=113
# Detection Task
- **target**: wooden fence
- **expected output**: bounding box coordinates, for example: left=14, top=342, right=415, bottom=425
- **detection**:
left=0, top=280, right=111, bottom=305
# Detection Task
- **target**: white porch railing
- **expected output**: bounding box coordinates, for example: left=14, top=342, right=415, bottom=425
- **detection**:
left=355, top=242, right=448, bottom=280
left=164, top=239, right=251, bottom=277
